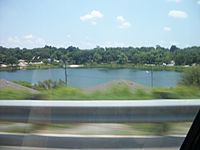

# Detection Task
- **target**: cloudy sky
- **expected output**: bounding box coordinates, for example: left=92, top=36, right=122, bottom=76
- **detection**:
left=0, top=0, right=200, bottom=49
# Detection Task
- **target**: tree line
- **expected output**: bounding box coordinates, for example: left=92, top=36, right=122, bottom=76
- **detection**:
left=0, top=45, right=200, bottom=66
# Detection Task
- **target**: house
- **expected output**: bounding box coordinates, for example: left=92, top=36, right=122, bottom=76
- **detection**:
left=1, top=64, right=7, bottom=67
left=18, top=59, right=28, bottom=67
left=29, top=61, right=44, bottom=65
left=167, top=60, right=175, bottom=66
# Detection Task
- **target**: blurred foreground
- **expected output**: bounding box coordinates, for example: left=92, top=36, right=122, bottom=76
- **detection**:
left=0, top=122, right=191, bottom=150
left=0, top=122, right=191, bottom=136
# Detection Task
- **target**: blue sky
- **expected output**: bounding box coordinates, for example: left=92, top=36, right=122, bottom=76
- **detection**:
left=0, top=0, right=200, bottom=49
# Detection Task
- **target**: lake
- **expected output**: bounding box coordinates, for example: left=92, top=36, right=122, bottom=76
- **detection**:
left=0, top=68, right=181, bottom=88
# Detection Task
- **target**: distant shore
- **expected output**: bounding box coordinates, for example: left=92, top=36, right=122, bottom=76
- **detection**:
left=84, top=64, right=187, bottom=72
left=0, top=63, right=189, bottom=72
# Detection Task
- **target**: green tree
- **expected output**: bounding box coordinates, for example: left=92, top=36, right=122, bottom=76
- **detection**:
left=117, top=53, right=128, bottom=64
left=42, top=59, right=49, bottom=65
left=174, top=52, right=185, bottom=65
left=170, top=45, right=178, bottom=53
left=23, top=51, right=33, bottom=63
left=179, top=66, right=200, bottom=87
left=93, top=52, right=102, bottom=63
left=0, top=54, right=6, bottom=64
left=0, top=45, right=200, bottom=66
left=6, top=56, right=18, bottom=66
left=61, top=54, right=68, bottom=64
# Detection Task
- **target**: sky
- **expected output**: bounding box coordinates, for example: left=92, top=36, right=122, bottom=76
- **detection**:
left=0, top=0, right=200, bottom=49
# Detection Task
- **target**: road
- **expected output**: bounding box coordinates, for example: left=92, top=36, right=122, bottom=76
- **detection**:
left=0, top=146, right=179, bottom=150
left=0, top=133, right=183, bottom=149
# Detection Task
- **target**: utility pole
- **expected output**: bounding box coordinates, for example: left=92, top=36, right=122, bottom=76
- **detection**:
left=151, top=66, right=153, bottom=88
left=62, top=54, right=68, bottom=86
left=64, top=61, right=67, bottom=86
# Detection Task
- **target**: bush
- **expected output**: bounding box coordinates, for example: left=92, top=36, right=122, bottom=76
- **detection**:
left=179, top=66, right=200, bottom=87
left=152, top=88, right=178, bottom=99
left=34, top=79, right=65, bottom=90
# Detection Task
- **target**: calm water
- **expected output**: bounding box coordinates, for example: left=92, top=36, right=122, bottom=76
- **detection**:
left=0, top=68, right=181, bottom=88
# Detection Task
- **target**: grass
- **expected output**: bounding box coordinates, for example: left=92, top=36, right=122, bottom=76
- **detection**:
left=40, top=84, right=200, bottom=100
left=0, top=88, right=34, bottom=100
left=0, top=88, right=45, bottom=100
left=26, top=64, right=62, bottom=70
left=1, top=83, right=200, bottom=100
left=41, top=82, right=153, bottom=100
left=12, top=80, right=33, bottom=88
left=86, top=86, right=151, bottom=100
left=152, top=86, right=200, bottom=99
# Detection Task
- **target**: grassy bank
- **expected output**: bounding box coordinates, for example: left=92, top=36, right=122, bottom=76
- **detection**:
left=1, top=83, right=200, bottom=100
left=41, top=85, right=200, bottom=100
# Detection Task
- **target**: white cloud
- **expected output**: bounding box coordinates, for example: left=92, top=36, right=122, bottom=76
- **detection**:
left=67, top=34, right=71, bottom=38
left=24, top=34, right=33, bottom=39
left=163, top=26, right=171, bottom=32
left=116, top=16, right=131, bottom=29
left=104, top=41, right=125, bottom=47
left=80, top=10, right=103, bottom=25
left=159, top=40, right=180, bottom=48
left=197, top=0, right=200, bottom=5
left=167, top=0, right=181, bottom=3
left=168, top=10, right=188, bottom=19
left=1, top=34, right=46, bottom=48
left=170, top=41, right=179, bottom=46
left=7, top=36, right=20, bottom=44
left=22, top=34, right=45, bottom=45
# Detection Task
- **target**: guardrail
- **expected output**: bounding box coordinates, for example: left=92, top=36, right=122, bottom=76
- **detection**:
left=0, top=100, right=200, bottom=149
left=0, top=100, right=200, bottom=123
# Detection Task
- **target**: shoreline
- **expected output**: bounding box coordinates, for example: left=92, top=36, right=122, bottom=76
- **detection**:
left=0, top=64, right=189, bottom=72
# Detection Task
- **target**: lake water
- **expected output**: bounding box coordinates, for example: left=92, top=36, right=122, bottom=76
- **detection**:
left=0, top=68, right=181, bottom=88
